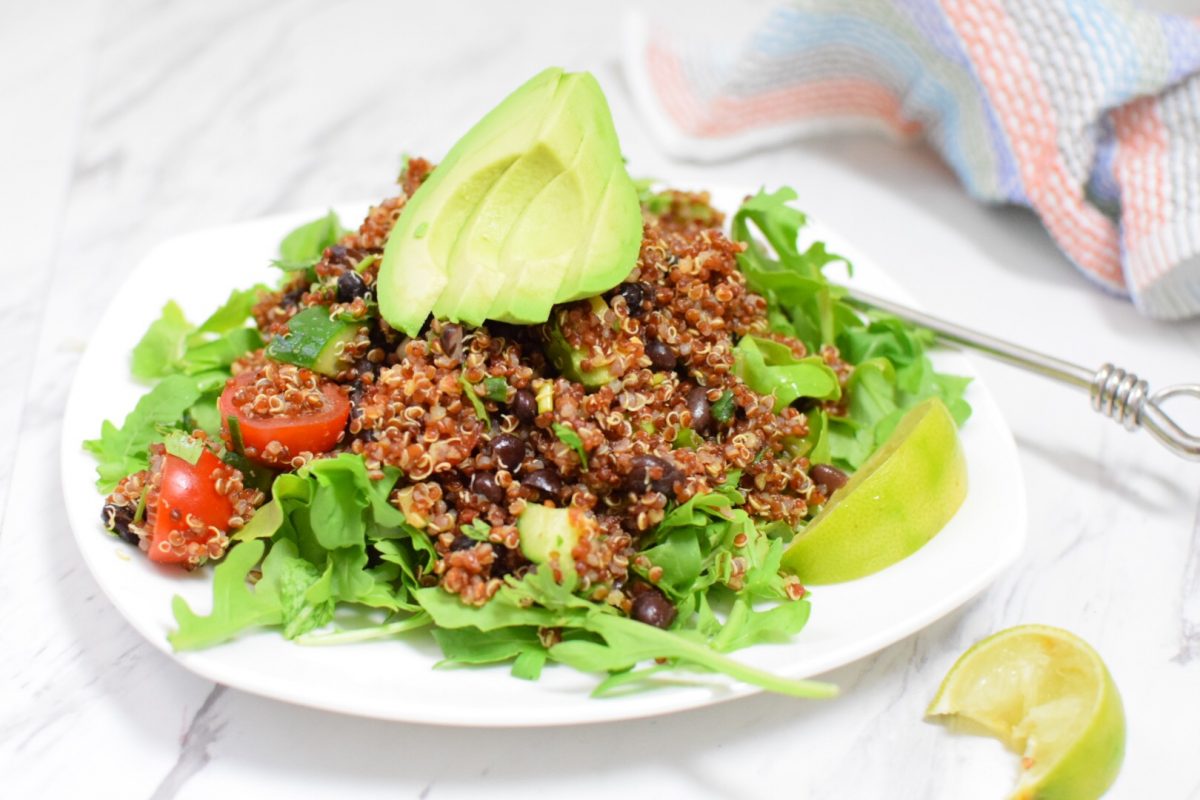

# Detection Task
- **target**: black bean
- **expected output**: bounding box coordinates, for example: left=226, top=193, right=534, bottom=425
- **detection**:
left=281, top=287, right=305, bottom=308
left=336, top=270, right=368, bottom=303
left=523, top=469, right=562, bottom=500
left=439, top=323, right=463, bottom=360
left=811, top=463, right=849, bottom=494
left=631, top=587, right=677, bottom=629
left=471, top=472, right=505, bottom=505
left=645, top=339, right=676, bottom=371
left=616, top=282, right=649, bottom=316
left=347, top=379, right=366, bottom=425
left=792, top=396, right=818, bottom=413
left=450, top=535, right=477, bottom=551
left=101, top=503, right=138, bottom=546
left=686, top=385, right=713, bottom=433
left=624, top=454, right=681, bottom=496
left=327, top=244, right=349, bottom=264
left=512, top=388, right=537, bottom=424
left=490, top=543, right=525, bottom=578
left=491, top=433, right=525, bottom=472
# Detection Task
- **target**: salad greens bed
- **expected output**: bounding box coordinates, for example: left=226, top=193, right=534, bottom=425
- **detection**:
left=86, top=186, right=969, bottom=699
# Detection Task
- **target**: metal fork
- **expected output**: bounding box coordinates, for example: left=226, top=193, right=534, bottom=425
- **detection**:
left=845, top=289, right=1200, bottom=461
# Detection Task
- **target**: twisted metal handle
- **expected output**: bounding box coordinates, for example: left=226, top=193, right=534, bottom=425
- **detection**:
left=845, top=289, right=1200, bottom=461
left=1091, top=364, right=1200, bottom=459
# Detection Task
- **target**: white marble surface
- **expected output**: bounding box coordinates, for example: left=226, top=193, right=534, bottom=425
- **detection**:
left=3, top=1, right=1199, bottom=797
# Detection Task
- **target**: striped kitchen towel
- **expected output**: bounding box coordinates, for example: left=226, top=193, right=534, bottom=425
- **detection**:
left=624, top=1, right=1200, bottom=320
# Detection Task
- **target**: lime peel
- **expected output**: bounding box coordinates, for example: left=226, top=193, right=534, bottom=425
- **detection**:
left=782, top=396, right=967, bottom=584
left=926, top=624, right=1126, bottom=800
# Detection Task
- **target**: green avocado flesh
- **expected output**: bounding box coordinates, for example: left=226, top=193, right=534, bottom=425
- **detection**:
left=517, top=504, right=582, bottom=578
left=377, top=67, right=643, bottom=335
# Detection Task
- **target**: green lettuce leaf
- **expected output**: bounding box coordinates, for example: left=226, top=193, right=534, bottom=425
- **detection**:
left=84, top=372, right=224, bottom=491
left=731, top=187, right=972, bottom=470
left=273, top=211, right=348, bottom=271
left=131, top=287, right=265, bottom=381
left=733, top=335, right=840, bottom=412
left=170, top=454, right=429, bottom=649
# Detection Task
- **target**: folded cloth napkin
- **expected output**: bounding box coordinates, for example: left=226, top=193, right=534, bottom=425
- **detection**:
left=624, top=1, right=1200, bottom=320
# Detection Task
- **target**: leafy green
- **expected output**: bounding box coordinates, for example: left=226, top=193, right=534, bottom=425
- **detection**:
left=84, top=372, right=224, bottom=491
left=162, top=429, right=205, bottom=465
left=170, top=455, right=428, bottom=649
left=89, top=284, right=265, bottom=490
left=732, top=187, right=971, bottom=469
left=550, top=613, right=835, bottom=699
left=459, top=518, right=491, bottom=542
left=459, top=373, right=491, bottom=429
left=710, top=390, right=736, bottom=424
left=433, top=626, right=544, bottom=666
left=483, top=376, right=508, bottom=402
left=733, top=336, right=840, bottom=412
left=169, top=540, right=283, bottom=650
left=131, top=288, right=264, bottom=380
left=273, top=211, right=348, bottom=271
left=551, top=422, right=588, bottom=468
left=633, top=177, right=672, bottom=215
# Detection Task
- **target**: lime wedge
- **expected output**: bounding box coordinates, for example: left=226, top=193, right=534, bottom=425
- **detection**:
left=926, top=625, right=1126, bottom=800
left=782, top=397, right=967, bottom=584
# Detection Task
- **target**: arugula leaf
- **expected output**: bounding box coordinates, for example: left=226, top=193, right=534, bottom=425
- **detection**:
left=732, top=187, right=972, bottom=470
left=632, top=177, right=672, bottom=215
left=733, top=336, right=840, bottom=412
left=459, top=518, right=491, bottom=542
left=710, top=390, right=736, bottom=424
left=551, top=422, right=588, bottom=468
left=512, top=648, right=548, bottom=680
left=275, top=211, right=347, bottom=271
left=84, top=373, right=218, bottom=491
left=549, top=612, right=837, bottom=699
left=432, top=626, right=544, bottom=666
left=710, top=595, right=811, bottom=652
left=169, top=540, right=282, bottom=650
left=274, top=541, right=336, bottom=639
left=732, top=187, right=850, bottom=351
left=131, top=289, right=265, bottom=380
left=162, top=429, right=205, bottom=465
left=131, top=302, right=191, bottom=380
left=171, top=454, right=433, bottom=649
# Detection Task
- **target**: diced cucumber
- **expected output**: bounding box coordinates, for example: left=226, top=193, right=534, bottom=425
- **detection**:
left=266, top=306, right=359, bottom=376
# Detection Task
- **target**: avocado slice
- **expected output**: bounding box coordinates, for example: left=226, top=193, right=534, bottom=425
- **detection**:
left=438, top=76, right=590, bottom=325
left=376, top=68, right=642, bottom=335
left=377, top=68, right=562, bottom=335
left=517, top=504, right=586, bottom=578
left=543, top=297, right=614, bottom=388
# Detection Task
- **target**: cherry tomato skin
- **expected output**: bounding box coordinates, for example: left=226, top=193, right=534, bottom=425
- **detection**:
left=218, top=371, right=350, bottom=464
left=149, top=450, right=234, bottom=565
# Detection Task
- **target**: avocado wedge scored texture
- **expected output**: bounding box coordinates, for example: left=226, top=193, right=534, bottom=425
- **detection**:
left=377, top=67, right=643, bottom=335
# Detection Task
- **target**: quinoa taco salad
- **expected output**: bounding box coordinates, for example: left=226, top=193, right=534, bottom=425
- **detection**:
left=84, top=68, right=971, bottom=699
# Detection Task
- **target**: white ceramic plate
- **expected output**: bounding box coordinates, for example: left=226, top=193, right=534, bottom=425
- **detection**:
left=61, top=188, right=1026, bottom=727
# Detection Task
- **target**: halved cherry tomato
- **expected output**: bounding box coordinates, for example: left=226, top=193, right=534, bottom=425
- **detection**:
left=218, top=370, right=350, bottom=465
left=149, top=449, right=234, bottom=565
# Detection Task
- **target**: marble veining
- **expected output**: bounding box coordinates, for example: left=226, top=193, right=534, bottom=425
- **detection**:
left=2, top=1, right=1198, bottom=798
